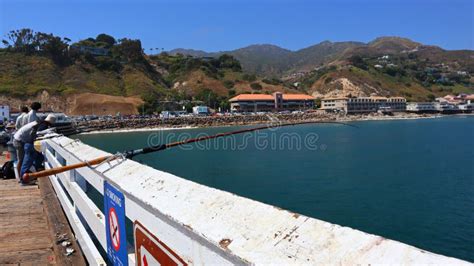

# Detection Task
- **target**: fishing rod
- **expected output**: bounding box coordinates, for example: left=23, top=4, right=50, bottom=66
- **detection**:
left=22, top=120, right=357, bottom=183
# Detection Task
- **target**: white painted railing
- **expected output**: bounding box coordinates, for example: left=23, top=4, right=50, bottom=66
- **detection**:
left=42, top=136, right=469, bottom=265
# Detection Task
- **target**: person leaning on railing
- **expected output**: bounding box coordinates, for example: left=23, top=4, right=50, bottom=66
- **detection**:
left=13, top=114, right=56, bottom=185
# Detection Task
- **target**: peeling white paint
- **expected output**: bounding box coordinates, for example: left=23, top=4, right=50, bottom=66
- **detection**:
left=51, top=136, right=470, bottom=265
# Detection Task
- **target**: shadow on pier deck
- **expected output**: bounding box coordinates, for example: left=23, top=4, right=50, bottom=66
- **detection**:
left=0, top=153, right=86, bottom=265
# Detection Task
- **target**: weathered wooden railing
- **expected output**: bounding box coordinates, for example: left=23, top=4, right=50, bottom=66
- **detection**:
left=42, top=136, right=468, bottom=265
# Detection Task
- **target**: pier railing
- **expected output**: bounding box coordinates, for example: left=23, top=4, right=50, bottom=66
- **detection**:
left=42, top=136, right=467, bottom=265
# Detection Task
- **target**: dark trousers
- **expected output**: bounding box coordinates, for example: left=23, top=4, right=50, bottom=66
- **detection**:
left=20, top=143, right=44, bottom=180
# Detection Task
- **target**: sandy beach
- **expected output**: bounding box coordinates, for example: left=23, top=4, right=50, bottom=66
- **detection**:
left=74, top=112, right=460, bottom=134
left=79, top=125, right=197, bottom=135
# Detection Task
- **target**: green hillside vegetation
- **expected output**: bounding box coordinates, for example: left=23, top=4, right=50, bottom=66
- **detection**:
left=145, top=52, right=299, bottom=112
left=171, top=37, right=474, bottom=95
left=1, top=29, right=472, bottom=113
left=0, top=29, right=167, bottom=97
left=1, top=29, right=268, bottom=113
left=299, top=50, right=473, bottom=101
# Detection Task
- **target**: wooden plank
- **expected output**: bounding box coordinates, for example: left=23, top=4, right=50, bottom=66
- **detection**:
left=0, top=249, right=56, bottom=265
left=38, top=177, right=86, bottom=266
left=0, top=231, right=52, bottom=252
left=0, top=189, right=41, bottom=197
left=0, top=178, right=55, bottom=264
left=48, top=175, right=107, bottom=265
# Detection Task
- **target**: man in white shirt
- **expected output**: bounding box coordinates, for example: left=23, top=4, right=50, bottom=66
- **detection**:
left=25, top=102, right=41, bottom=124
left=14, top=114, right=56, bottom=184
left=15, top=106, right=29, bottom=130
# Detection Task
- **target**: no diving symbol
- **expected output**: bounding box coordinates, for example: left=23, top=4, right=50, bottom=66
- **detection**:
left=104, top=181, right=127, bottom=265
left=109, top=207, right=120, bottom=251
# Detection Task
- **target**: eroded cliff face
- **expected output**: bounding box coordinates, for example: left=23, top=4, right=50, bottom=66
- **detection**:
left=311, top=77, right=382, bottom=98
left=0, top=91, right=143, bottom=115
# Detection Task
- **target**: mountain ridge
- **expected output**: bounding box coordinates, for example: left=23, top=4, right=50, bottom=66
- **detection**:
left=168, top=36, right=472, bottom=77
left=1, top=31, right=472, bottom=115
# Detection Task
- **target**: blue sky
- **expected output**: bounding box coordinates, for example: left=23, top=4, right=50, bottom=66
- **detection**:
left=0, top=0, right=472, bottom=52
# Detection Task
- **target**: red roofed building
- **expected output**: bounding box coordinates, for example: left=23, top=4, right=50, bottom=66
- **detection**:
left=229, top=92, right=316, bottom=112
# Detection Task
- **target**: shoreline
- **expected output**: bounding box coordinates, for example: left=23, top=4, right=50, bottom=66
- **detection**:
left=79, top=125, right=197, bottom=135
left=74, top=113, right=472, bottom=135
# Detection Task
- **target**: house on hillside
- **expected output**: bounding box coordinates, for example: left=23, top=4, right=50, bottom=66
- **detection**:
left=70, top=45, right=109, bottom=56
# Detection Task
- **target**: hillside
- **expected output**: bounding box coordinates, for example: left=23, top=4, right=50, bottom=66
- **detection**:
left=287, top=41, right=364, bottom=73
left=170, top=44, right=293, bottom=77
left=1, top=30, right=472, bottom=114
left=170, top=37, right=473, bottom=101
left=147, top=52, right=300, bottom=109
left=0, top=29, right=299, bottom=114
left=170, top=37, right=474, bottom=77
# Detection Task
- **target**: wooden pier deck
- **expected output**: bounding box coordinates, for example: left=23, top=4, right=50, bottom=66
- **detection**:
left=0, top=152, right=86, bottom=265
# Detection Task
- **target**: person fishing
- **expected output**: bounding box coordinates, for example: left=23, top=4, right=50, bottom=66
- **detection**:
left=13, top=114, right=56, bottom=184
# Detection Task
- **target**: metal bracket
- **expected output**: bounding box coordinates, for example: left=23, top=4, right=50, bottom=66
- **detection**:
left=60, top=138, right=82, bottom=148
left=94, top=153, right=127, bottom=174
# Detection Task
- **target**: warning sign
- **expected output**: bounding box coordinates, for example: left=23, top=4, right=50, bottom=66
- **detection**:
left=104, top=181, right=128, bottom=266
left=134, top=221, right=187, bottom=266
left=109, top=207, right=120, bottom=251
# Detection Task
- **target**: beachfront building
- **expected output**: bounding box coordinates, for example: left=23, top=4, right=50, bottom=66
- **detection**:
left=460, top=94, right=474, bottom=113
left=229, top=92, right=315, bottom=112
left=436, top=94, right=474, bottom=113
left=320, top=97, right=348, bottom=112
left=406, top=102, right=438, bottom=113
left=467, top=95, right=474, bottom=104
left=406, top=102, right=468, bottom=113
left=321, top=96, right=406, bottom=113
left=408, top=94, right=474, bottom=114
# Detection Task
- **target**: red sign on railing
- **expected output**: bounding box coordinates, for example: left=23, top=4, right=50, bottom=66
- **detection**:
left=134, top=221, right=187, bottom=266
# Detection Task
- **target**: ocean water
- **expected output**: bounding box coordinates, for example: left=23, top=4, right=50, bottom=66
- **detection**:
left=77, top=115, right=474, bottom=262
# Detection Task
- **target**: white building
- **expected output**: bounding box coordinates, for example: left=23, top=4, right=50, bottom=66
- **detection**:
left=193, top=106, right=210, bottom=115
left=458, top=103, right=473, bottom=113
left=320, top=97, right=348, bottom=112
left=321, top=96, right=406, bottom=113
left=0, top=105, right=10, bottom=122
left=406, top=102, right=437, bottom=112
left=435, top=102, right=459, bottom=113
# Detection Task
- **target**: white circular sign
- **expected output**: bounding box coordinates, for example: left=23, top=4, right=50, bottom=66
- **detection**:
left=109, top=207, right=120, bottom=251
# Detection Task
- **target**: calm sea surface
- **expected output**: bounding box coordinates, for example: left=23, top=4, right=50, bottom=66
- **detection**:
left=77, top=115, right=474, bottom=262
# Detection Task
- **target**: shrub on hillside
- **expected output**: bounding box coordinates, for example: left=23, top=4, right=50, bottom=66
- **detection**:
left=96, top=34, right=116, bottom=48
left=223, top=80, right=235, bottom=89
left=242, top=73, right=257, bottom=82
left=250, top=82, right=262, bottom=90
left=262, top=78, right=282, bottom=85
left=95, top=56, right=122, bottom=72
left=348, top=55, right=368, bottom=70
left=212, top=54, right=242, bottom=72
left=2, top=28, right=70, bottom=65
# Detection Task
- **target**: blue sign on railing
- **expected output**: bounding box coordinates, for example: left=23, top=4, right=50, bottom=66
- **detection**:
left=104, top=181, right=128, bottom=266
